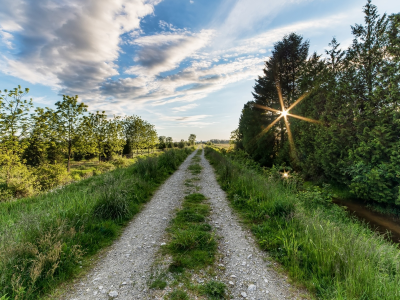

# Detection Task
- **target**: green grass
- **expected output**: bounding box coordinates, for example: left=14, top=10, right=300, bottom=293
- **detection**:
left=201, top=280, right=226, bottom=299
left=165, top=193, right=216, bottom=271
left=0, top=148, right=193, bottom=300
left=169, top=290, right=190, bottom=300
left=188, top=163, right=202, bottom=175
left=205, top=147, right=400, bottom=300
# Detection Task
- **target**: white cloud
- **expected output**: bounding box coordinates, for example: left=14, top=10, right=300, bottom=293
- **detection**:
left=127, top=29, right=214, bottom=77
left=0, top=0, right=159, bottom=94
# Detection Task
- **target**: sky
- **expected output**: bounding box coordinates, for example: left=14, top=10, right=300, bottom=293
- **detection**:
left=0, top=0, right=399, bottom=141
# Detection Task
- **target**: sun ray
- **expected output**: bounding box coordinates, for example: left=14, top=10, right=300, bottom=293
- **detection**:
left=287, top=91, right=311, bottom=111
left=251, top=81, right=322, bottom=166
left=254, top=103, right=281, bottom=114
left=255, top=114, right=284, bottom=139
left=286, top=113, right=322, bottom=124
left=276, top=81, right=286, bottom=112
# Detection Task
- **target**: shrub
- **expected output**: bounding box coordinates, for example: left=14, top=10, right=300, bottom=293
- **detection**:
left=34, top=164, right=70, bottom=191
left=92, top=189, right=130, bottom=220
left=0, top=165, right=38, bottom=199
left=96, top=162, right=115, bottom=173
left=111, top=157, right=131, bottom=168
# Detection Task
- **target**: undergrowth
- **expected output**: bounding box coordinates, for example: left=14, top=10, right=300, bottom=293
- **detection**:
left=205, top=147, right=400, bottom=300
left=0, top=148, right=193, bottom=300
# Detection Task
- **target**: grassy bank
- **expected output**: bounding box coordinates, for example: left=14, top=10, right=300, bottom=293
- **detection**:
left=205, top=147, right=400, bottom=300
left=0, top=148, right=193, bottom=300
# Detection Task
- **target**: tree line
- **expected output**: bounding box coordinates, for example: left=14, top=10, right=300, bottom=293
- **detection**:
left=234, top=1, right=400, bottom=205
left=0, top=89, right=196, bottom=199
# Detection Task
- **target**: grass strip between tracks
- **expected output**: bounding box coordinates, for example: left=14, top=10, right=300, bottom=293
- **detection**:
left=205, top=147, right=400, bottom=300
left=0, top=148, right=193, bottom=300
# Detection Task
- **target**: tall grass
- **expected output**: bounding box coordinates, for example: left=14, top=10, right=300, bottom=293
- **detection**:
left=0, top=148, right=193, bottom=300
left=205, top=147, right=400, bottom=300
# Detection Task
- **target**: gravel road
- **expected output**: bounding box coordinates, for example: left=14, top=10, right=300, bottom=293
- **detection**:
left=199, top=149, right=305, bottom=300
left=62, top=150, right=197, bottom=300
left=60, top=148, right=307, bottom=300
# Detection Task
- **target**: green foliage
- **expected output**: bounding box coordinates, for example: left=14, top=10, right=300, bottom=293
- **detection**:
left=34, top=164, right=70, bottom=191
left=202, top=281, right=226, bottom=299
left=93, top=188, right=131, bottom=221
left=236, top=1, right=400, bottom=206
left=169, top=290, right=189, bottom=300
left=188, top=134, right=196, bottom=146
left=0, top=164, right=37, bottom=200
left=51, top=95, right=88, bottom=172
left=206, top=147, right=400, bottom=300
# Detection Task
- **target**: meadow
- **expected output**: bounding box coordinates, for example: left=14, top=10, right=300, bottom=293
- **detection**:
left=205, top=147, right=400, bottom=300
left=0, top=148, right=192, bottom=300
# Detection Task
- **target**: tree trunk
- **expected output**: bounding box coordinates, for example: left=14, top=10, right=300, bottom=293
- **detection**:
left=68, top=142, right=71, bottom=172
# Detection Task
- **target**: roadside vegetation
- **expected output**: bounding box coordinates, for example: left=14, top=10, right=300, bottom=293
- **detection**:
left=0, top=148, right=192, bottom=300
left=233, top=1, right=400, bottom=209
left=0, top=87, right=197, bottom=201
left=206, top=147, right=400, bottom=300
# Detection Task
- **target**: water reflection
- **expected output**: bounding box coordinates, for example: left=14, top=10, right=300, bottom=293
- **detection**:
left=333, top=198, right=400, bottom=244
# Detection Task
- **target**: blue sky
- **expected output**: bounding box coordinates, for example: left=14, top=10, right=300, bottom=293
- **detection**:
left=0, top=0, right=399, bottom=141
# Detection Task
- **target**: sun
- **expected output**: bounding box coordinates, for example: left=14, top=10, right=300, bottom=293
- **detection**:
left=254, top=81, right=321, bottom=161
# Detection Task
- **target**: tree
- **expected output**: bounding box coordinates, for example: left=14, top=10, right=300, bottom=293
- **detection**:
left=122, top=116, right=149, bottom=154
left=51, top=95, right=87, bottom=172
left=166, top=137, right=173, bottom=148
left=158, top=136, right=166, bottom=149
left=0, top=86, right=33, bottom=186
left=85, top=112, right=125, bottom=163
left=178, top=139, right=185, bottom=149
left=142, top=123, right=158, bottom=153
left=188, top=134, right=196, bottom=146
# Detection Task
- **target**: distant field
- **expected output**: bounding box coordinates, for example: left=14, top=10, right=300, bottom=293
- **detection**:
left=214, top=144, right=232, bottom=150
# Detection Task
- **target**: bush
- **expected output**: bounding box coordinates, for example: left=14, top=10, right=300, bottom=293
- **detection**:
left=96, top=162, right=115, bottom=173
left=0, top=165, right=38, bottom=199
left=111, top=157, right=131, bottom=168
left=34, top=164, right=70, bottom=191
left=92, top=188, right=130, bottom=221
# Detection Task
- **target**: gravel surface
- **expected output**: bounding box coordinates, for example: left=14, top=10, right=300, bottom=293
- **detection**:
left=61, top=150, right=197, bottom=300
left=199, top=149, right=306, bottom=300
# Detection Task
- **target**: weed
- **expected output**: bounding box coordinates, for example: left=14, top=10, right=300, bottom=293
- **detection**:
left=149, top=274, right=167, bottom=290
left=202, top=280, right=226, bottom=299
left=184, top=193, right=206, bottom=203
left=188, top=163, right=202, bottom=175
left=169, top=290, right=189, bottom=300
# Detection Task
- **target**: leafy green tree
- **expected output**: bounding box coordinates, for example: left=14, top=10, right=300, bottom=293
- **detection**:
left=166, top=137, right=173, bottom=148
left=188, top=134, right=196, bottom=146
left=143, top=123, right=158, bottom=153
left=85, top=112, right=125, bottom=163
left=23, top=107, right=53, bottom=166
left=122, top=115, right=148, bottom=154
left=51, top=95, right=88, bottom=172
left=0, top=86, right=33, bottom=186
left=158, top=136, right=166, bottom=149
